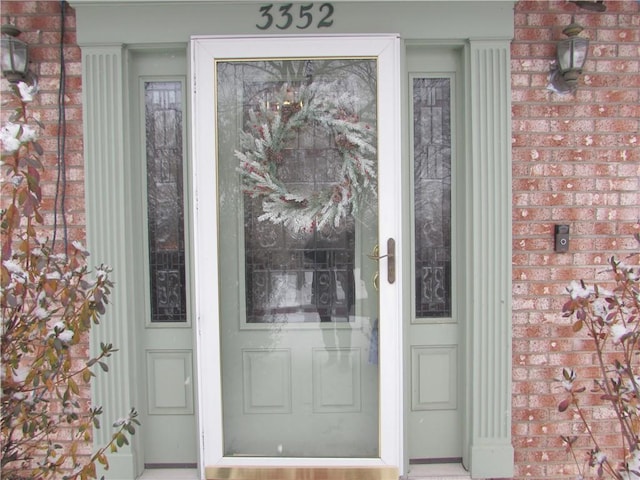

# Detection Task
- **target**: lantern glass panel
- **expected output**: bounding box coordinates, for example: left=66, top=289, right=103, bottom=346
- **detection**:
left=1, top=37, right=28, bottom=76
left=572, top=37, right=589, bottom=70
left=557, top=38, right=575, bottom=72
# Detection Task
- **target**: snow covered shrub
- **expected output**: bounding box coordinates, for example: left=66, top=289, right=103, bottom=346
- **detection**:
left=558, top=239, right=639, bottom=479
left=1, top=82, right=138, bottom=479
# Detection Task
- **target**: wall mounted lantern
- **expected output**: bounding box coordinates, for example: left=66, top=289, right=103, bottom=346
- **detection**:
left=549, top=17, right=589, bottom=93
left=569, top=0, right=606, bottom=12
left=1, top=23, right=30, bottom=83
left=557, top=19, right=589, bottom=86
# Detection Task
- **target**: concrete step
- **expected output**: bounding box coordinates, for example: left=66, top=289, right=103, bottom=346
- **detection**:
left=138, top=469, right=198, bottom=479
left=406, top=464, right=471, bottom=480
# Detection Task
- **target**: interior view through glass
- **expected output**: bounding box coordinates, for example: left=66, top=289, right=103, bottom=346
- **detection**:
left=216, top=58, right=381, bottom=457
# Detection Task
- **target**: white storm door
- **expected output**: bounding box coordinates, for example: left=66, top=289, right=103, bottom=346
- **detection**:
left=191, top=35, right=402, bottom=470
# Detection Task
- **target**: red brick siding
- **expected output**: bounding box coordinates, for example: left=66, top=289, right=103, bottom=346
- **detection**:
left=1, top=1, right=638, bottom=479
left=0, top=0, right=87, bottom=471
left=511, top=1, right=639, bottom=479
left=1, top=0, right=84, bottom=245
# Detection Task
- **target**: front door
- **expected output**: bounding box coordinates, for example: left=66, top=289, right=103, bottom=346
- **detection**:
left=191, top=35, right=402, bottom=474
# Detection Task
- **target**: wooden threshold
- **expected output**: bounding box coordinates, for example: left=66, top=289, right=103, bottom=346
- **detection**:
left=205, top=466, right=398, bottom=480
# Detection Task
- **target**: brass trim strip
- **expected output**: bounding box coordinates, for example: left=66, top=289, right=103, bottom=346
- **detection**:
left=206, top=466, right=398, bottom=480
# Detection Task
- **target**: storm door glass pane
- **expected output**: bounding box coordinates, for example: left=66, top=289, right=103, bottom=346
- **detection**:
left=145, top=81, right=187, bottom=322
left=413, top=78, right=452, bottom=317
left=216, top=58, right=380, bottom=458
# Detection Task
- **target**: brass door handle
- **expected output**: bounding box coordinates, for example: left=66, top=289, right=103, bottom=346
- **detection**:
left=367, top=238, right=396, bottom=285
left=367, top=244, right=383, bottom=260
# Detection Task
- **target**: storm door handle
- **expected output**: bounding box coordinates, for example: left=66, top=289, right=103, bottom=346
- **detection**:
left=367, top=238, right=396, bottom=284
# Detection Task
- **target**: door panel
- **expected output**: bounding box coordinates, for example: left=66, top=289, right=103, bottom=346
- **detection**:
left=411, top=345, right=457, bottom=410
left=191, top=35, right=402, bottom=471
left=130, top=50, right=197, bottom=467
left=407, top=45, right=462, bottom=461
left=146, top=350, right=194, bottom=414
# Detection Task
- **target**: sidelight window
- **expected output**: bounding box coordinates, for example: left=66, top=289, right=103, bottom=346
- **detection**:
left=144, top=81, right=187, bottom=323
left=413, top=78, right=452, bottom=318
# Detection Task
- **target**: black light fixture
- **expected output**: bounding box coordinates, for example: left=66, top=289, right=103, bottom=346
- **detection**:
left=1, top=22, right=29, bottom=83
left=556, top=18, right=590, bottom=87
left=569, top=0, right=606, bottom=12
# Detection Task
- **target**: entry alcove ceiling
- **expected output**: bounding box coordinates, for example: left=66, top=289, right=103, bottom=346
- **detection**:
left=68, top=1, right=515, bottom=479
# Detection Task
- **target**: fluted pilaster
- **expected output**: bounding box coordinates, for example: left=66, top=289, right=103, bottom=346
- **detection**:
left=466, top=39, right=514, bottom=479
left=83, top=45, right=139, bottom=479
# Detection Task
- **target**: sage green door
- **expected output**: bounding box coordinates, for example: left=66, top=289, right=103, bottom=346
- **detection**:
left=130, top=49, right=197, bottom=468
left=217, top=56, right=381, bottom=458
left=191, top=35, right=403, bottom=469
left=406, top=44, right=463, bottom=462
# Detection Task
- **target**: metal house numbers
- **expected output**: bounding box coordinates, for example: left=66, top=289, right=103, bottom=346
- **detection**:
left=256, top=3, right=335, bottom=30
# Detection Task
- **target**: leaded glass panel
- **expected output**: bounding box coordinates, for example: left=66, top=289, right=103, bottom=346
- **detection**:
left=145, top=81, right=187, bottom=322
left=413, top=78, right=452, bottom=317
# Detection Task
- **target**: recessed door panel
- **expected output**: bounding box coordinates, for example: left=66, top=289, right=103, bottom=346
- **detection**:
left=242, top=349, right=292, bottom=413
left=411, top=345, right=457, bottom=411
left=147, top=350, right=194, bottom=414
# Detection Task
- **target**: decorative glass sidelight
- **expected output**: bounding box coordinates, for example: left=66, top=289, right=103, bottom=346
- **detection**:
left=413, top=78, right=452, bottom=318
left=144, top=81, right=187, bottom=323
left=216, top=58, right=380, bottom=458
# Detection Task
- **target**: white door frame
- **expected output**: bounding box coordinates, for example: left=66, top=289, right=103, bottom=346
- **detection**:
left=190, top=34, right=403, bottom=473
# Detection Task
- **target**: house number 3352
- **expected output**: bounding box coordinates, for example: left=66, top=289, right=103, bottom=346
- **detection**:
left=256, top=3, right=335, bottom=30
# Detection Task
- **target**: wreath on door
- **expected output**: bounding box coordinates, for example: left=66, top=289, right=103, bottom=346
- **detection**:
left=235, top=82, right=377, bottom=233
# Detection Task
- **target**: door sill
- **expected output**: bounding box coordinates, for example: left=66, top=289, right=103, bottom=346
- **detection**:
left=407, top=463, right=470, bottom=480
left=135, top=464, right=470, bottom=480
left=138, top=468, right=199, bottom=480
left=206, top=466, right=398, bottom=480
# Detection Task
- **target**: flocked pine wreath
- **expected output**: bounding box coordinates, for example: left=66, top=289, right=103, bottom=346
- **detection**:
left=235, top=81, right=377, bottom=233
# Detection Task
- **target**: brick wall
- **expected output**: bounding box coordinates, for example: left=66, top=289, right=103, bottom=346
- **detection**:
left=1, top=0, right=638, bottom=478
left=511, top=1, right=639, bottom=479
left=0, top=0, right=87, bottom=472
left=1, top=0, right=83, bottom=246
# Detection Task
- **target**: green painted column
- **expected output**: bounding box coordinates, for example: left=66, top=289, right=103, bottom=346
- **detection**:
left=82, top=45, right=141, bottom=479
left=465, top=39, right=514, bottom=479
